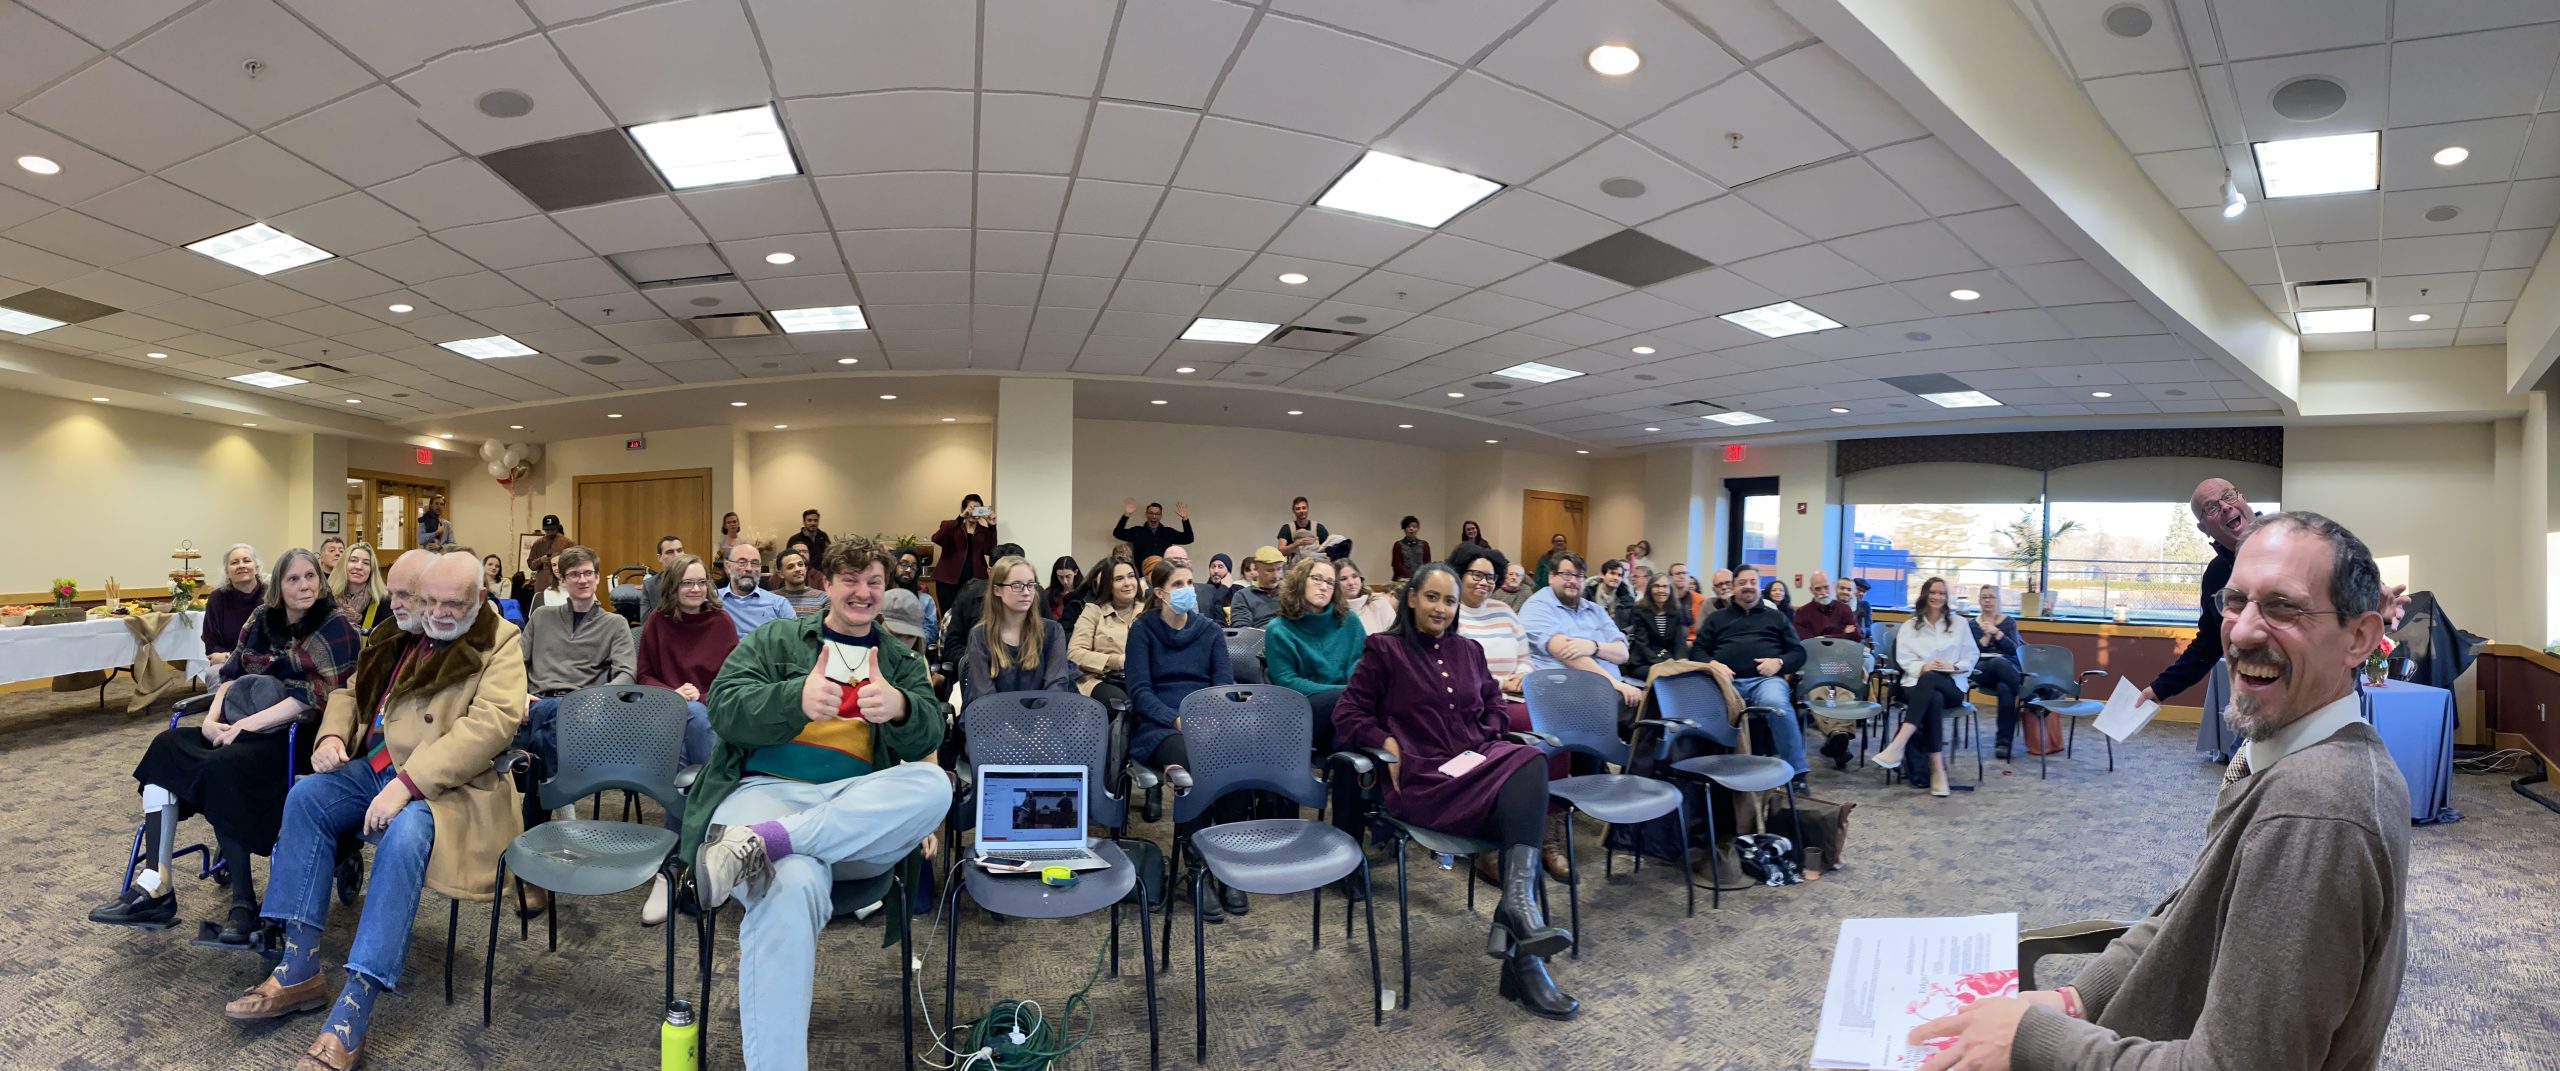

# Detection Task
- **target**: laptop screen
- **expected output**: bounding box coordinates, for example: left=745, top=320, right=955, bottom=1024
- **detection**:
left=979, top=769, right=1085, bottom=845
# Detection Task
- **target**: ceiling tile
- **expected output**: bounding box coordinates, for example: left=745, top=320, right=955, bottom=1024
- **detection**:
left=1271, top=0, right=1543, bottom=63
left=73, top=178, right=247, bottom=246
left=506, top=258, right=639, bottom=301
left=978, top=93, right=1089, bottom=175
left=1211, top=15, right=1453, bottom=143
left=787, top=92, right=977, bottom=175
left=267, top=193, right=422, bottom=255
left=1735, top=157, right=1925, bottom=241
left=0, top=235, right=94, bottom=286
left=1943, top=206, right=2078, bottom=267
left=1123, top=241, right=1251, bottom=285
left=1757, top=43, right=1924, bottom=150
left=754, top=0, right=976, bottom=95
left=2265, top=191, right=2382, bottom=246
left=1663, top=0, right=1812, bottom=62
left=1635, top=73, right=1846, bottom=187
left=549, top=0, right=769, bottom=125
left=352, top=238, right=485, bottom=285
left=0, top=116, right=143, bottom=206
left=1829, top=220, right=1989, bottom=282
left=1379, top=72, right=1610, bottom=187
left=394, top=35, right=619, bottom=154
left=264, top=86, right=458, bottom=188
left=1379, top=233, right=1543, bottom=287
left=1078, top=102, right=1201, bottom=185
left=373, top=159, right=538, bottom=230
left=7, top=209, right=160, bottom=265
left=551, top=196, right=707, bottom=254
left=2226, top=46, right=2388, bottom=142
left=439, top=216, right=593, bottom=269
left=678, top=182, right=828, bottom=241
left=271, top=259, right=399, bottom=302
left=1100, top=0, right=1253, bottom=109
left=1480, top=0, right=1742, bottom=127
left=975, top=173, right=1071, bottom=232
left=1060, top=179, right=1166, bottom=238
left=2495, top=177, right=2560, bottom=231
left=2483, top=228, right=2550, bottom=270
left=2389, top=24, right=2560, bottom=127
left=121, top=0, right=373, bottom=128
left=2080, top=70, right=2211, bottom=154
left=1528, top=137, right=1724, bottom=226
left=0, top=2, right=97, bottom=111
left=15, top=60, right=246, bottom=172
left=982, top=0, right=1113, bottom=94
left=840, top=228, right=973, bottom=273
left=1440, top=190, right=1618, bottom=258
left=1868, top=138, right=2011, bottom=216
left=160, top=138, right=353, bottom=219
left=17, top=0, right=193, bottom=49
left=1172, top=118, right=1365, bottom=203
left=1726, top=243, right=1880, bottom=296
left=1148, top=189, right=1299, bottom=251
left=115, top=248, right=247, bottom=294
left=278, top=0, right=533, bottom=74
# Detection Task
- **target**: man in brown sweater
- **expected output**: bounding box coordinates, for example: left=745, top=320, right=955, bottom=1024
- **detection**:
left=1911, top=510, right=2408, bottom=1071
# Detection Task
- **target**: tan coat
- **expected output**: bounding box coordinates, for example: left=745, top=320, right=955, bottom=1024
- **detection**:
left=1068, top=600, right=1142, bottom=695
left=318, top=609, right=527, bottom=902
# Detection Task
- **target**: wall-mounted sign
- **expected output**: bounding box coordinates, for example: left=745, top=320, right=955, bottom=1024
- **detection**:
left=415, top=447, right=433, bottom=466
left=625, top=436, right=647, bottom=451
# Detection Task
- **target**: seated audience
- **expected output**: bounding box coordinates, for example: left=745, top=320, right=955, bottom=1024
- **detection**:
left=1794, top=571, right=1865, bottom=768
left=1122, top=557, right=1246, bottom=920
left=1199, top=553, right=1238, bottom=626
left=481, top=553, right=529, bottom=610
left=1332, top=563, right=1578, bottom=1021
left=683, top=538, right=951, bottom=1071
left=963, top=555, right=1075, bottom=709
left=719, top=544, right=797, bottom=638
left=93, top=547, right=360, bottom=941
left=204, top=543, right=265, bottom=666
left=1762, top=577, right=1795, bottom=618
left=1113, top=498, right=1194, bottom=562
left=1389, top=515, right=1433, bottom=582
left=1668, top=565, right=1704, bottom=640
left=1452, top=519, right=1491, bottom=561
left=221, top=552, right=524, bottom=1071
left=877, top=588, right=935, bottom=666
left=642, top=534, right=684, bottom=611
left=1595, top=558, right=1632, bottom=612
left=1069, top=558, right=1141, bottom=703
left=1696, top=565, right=1809, bottom=783
left=633, top=552, right=736, bottom=925
left=1265, top=556, right=1365, bottom=752
left=1495, top=560, right=1532, bottom=611
left=519, top=546, right=637, bottom=910
left=1850, top=577, right=1877, bottom=641
left=1530, top=533, right=1572, bottom=588
left=1973, top=584, right=2027, bottom=760
left=1626, top=540, right=1655, bottom=577
left=891, top=547, right=941, bottom=652
left=931, top=493, right=999, bottom=610
left=1875, top=577, right=1973, bottom=797
left=1275, top=496, right=1328, bottom=557
left=317, top=538, right=345, bottom=578
left=1451, top=546, right=1572, bottom=878
left=1335, top=558, right=1397, bottom=636
left=717, top=511, right=747, bottom=559
left=1520, top=553, right=1643, bottom=707
left=1620, top=574, right=1688, bottom=678
left=774, top=549, right=827, bottom=616
left=1044, top=556, right=1086, bottom=630
left=1709, top=569, right=1735, bottom=612
left=331, top=543, right=388, bottom=633
left=792, top=509, right=831, bottom=566
left=1224, top=546, right=1285, bottom=629
left=1913, top=511, right=2406, bottom=1071
left=1626, top=564, right=1655, bottom=613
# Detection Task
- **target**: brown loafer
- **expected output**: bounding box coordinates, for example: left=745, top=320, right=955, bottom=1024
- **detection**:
left=295, top=1031, right=363, bottom=1071
left=224, top=972, right=330, bottom=1021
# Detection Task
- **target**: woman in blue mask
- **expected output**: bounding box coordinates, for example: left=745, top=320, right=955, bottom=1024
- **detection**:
left=1122, top=556, right=1249, bottom=919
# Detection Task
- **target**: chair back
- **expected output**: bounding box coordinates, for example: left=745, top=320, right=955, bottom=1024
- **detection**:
left=1522, top=669, right=1628, bottom=766
left=1222, top=627, right=1265, bottom=660
left=962, top=691, right=1123, bottom=829
left=543, top=685, right=688, bottom=826
left=2019, top=643, right=2082, bottom=700
left=1651, top=670, right=1738, bottom=750
left=1169, top=686, right=1324, bottom=824
left=1799, top=637, right=1870, bottom=701
left=1872, top=622, right=1899, bottom=666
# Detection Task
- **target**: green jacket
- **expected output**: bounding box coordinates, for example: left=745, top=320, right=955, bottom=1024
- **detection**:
left=680, top=614, right=947, bottom=937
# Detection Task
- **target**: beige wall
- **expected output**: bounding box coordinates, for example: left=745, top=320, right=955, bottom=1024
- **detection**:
left=0, top=392, right=291, bottom=594
left=2285, top=424, right=2498, bottom=632
left=345, top=438, right=517, bottom=555
left=1069, top=418, right=1455, bottom=570
left=747, top=423, right=995, bottom=549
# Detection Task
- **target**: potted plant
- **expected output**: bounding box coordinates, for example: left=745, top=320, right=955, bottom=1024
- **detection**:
left=1995, top=514, right=2079, bottom=618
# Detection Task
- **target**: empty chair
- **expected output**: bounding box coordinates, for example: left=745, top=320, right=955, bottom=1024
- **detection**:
left=1798, top=637, right=1884, bottom=769
left=1223, top=627, right=1267, bottom=685
left=2020, top=644, right=2112, bottom=777
left=1645, top=672, right=1803, bottom=910
left=1522, top=669, right=1692, bottom=954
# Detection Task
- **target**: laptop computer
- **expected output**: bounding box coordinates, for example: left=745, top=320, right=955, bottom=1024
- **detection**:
left=971, top=764, right=1110, bottom=872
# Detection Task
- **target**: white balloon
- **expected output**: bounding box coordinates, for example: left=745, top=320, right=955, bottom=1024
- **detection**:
left=488, top=460, right=510, bottom=478
left=521, top=444, right=544, bottom=466
left=480, top=441, right=503, bottom=462
left=502, top=444, right=527, bottom=468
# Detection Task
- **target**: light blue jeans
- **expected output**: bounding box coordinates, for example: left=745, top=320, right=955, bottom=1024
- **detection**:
left=1734, top=676, right=1808, bottom=776
left=682, top=701, right=713, bottom=766
left=711, top=763, right=951, bottom=1071
left=262, top=761, right=435, bottom=990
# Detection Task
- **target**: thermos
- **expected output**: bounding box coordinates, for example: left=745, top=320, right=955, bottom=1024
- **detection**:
left=662, top=1000, right=699, bottom=1071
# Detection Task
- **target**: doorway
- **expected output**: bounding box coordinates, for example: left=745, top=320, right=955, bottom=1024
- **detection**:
left=348, top=470, right=451, bottom=553
left=573, top=468, right=712, bottom=578
left=1724, top=476, right=1779, bottom=573
left=1519, top=490, right=1590, bottom=570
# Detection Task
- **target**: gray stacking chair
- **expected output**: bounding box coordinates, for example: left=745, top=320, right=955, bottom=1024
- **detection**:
left=482, top=684, right=686, bottom=1026
left=1523, top=669, right=1692, bottom=956
left=2021, top=643, right=2113, bottom=777
left=1645, top=671, right=1802, bottom=909
left=1222, top=627, right=1266, bottom=685
left=1160, top=686, right=1381, bottom=1063
left=944, top=691, right=1159, bottom=1070
left=1799, top=637, right=1885, bottom=767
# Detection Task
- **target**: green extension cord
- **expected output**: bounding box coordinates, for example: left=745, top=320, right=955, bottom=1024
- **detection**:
left=957, top=927, right=1111, bottom=1070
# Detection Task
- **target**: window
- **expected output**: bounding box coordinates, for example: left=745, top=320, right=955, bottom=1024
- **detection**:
left=1845, top=496, right=2275, bottom=622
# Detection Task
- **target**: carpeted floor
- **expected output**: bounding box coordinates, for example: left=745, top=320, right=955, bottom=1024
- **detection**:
left=5, top=683, right=2555, bottom=1070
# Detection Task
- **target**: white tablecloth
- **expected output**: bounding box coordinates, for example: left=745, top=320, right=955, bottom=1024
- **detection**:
left=0, top=613, right=209, bottom=686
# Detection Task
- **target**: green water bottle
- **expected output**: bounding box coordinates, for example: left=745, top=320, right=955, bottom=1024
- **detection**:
left=661, top=999, right=699, bottom=1071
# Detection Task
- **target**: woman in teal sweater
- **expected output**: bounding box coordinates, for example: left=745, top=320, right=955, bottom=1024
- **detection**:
left=1266, top=555, right=1368, bottom=844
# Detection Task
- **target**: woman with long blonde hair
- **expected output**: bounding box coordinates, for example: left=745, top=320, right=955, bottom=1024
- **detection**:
left=329, top=542, right=390, bottom=632
left=962, top=554, right=1073, bottom=710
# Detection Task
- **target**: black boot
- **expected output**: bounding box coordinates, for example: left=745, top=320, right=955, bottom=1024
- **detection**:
left=217, top=901, right=260, bottom=945
left=1219, top=878, right=1250, bottom=916
left=1179, top=867, right=1224, bottom=924
left=1820, top=731, right=1851, bottom=767
left=1498, top=950, right=1581, bottom=1021
left=1486, top=845, right=1571, bottom=959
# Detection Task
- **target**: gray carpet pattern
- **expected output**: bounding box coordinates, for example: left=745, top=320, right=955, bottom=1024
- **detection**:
left=3, top=684, right=2554, bottom=1070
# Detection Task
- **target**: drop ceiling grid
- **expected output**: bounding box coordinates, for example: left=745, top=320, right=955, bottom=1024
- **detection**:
left=0, top=0, right=2265, bottom=444
left=2020, top=0, right=2560, bottom=351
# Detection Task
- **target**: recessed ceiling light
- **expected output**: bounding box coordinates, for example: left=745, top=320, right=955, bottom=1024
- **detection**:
left=0, top=308, right=68, bottom=335
left=1720, top=301, right=1842, bottom=338
left=1150, top=399, right=1168, bottom=405
left=772, top=424, right=788, bottom=429
left=626, top=104, right=800, bottom=190
left=729, top=401, right=748, bottom=407
left=187, top=223, right=334, bottom=275
left=1175, top=366, right=1196, bottom=374
left=89, top=396, right=108, bottom=402
left=227, top=371, right=308, bottom=389
left=440, top=335, right=537, bottom=359
left=1446, top=391, right=1465, bottom=398
left=941, top=417, right=956, bottom=422
left=1587, top=44, right=1641, bottom=76
left=2251, top=131, right=2380, bottom=198
left=1830, top=406, right=1851, bottom=413
left=1398, top=423, right=1414, bottom=429
left=1948, top=288, right=1981, bottom=301
left=772, top=305, right=868, bottom=333
left=1314, top=150, right=1503, bottom=228
left=1492, top=361, right=1583, bottom=384
left=1918, top=390, right=2001, bottom=408
left=1644, top=427, right=1661, bottom=432
left=1484, top=439, right=1500, bottom=444
left=1180, top=317, right=1277, bottom=344
left=1575, top=449, right=1590, bottom=455
left=346, top=399, right=362, bottom=404
left=2432, top=146, right=2470, bottom=167
left=2297, top=307, right=2374, bottom=333
left=764, top=252, right=797, bottom=265
left=2405, top=313, right=2431, bottom=322
left=147, top=352, right=168, bottom=359
left=1276, top=272, right=1309, bottom=285
left=1286, top=409, right=1304, bottom=415
left=437, top=433, right=454, bottom=440
left=1630, top=345, right=1655, bottom=355
left=241, top=423, right=257, bottom=428
left=15, top=155, right=60, bottom=175
left=608, top=413, right=623, bottom=418
left=2091, top=391, right=2113, bottom=398
left=1708, top=411, right=1771, bottom=426
left=387, top=303, right=413, bottom=313
left=509, top=424, right=524, bottom=430
left=879, top=394, right=897, bottom=400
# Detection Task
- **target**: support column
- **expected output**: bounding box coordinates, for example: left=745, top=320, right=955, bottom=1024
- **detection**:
left=994, top=378, right=1075, bottom=562
left=285, top=433, right=349, bottom=552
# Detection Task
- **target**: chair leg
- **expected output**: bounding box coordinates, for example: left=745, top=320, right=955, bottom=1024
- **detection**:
left=2105, top=733, right=2114, bottom=772
left=943, top=873, right=961, bottom=1042
left=898, top=875, right=915, bottom=1071
left=1702, top=787, right=1722, bottom=911
left=1135, top=881, right=1160, bottom=1071
left=1108, top=895, right=1122, bottom=979
left=1158, top=837, right=1182, bottom=973
left=661, top=863, right=677, bottom=1009
left=1309, top=875, right=1321, bottom=951
left=698, top=901, right=718, bottom=1067
left=1361, top=859, right=1383, bottom=1027
left=545, top=882, right=558, bottom=952
left=1675, top=795, right=1696, bottom=918
left=1394, top=836, right=1412, bottom=1006
left=482, top=859, right=506, bottom=1027
left=1191, top=867, right=1209, bottom=1064
left=1562, top=813, right=1581, bottom=961
left=443, top=897, right=458, bottom=1006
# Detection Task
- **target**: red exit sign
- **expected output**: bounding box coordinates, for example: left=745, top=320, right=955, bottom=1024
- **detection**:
left=1722, top=443, right=1747, bottom=463
left=625, top=436, right=647, bottom=451
left=415, top=447, right=433, bottom=466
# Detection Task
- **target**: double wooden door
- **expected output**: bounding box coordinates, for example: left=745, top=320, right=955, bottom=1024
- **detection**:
left=573, top=469, right=711, bottom=579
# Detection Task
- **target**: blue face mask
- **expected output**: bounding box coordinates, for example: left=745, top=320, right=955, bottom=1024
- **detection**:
left=1168, top=586, right=1198, bottom=614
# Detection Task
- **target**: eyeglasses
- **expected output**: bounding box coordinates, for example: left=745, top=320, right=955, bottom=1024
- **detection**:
left=561, top=569, right=598, bottom=581
left=676, top=579, right=710, bottom=590
left=2214, top=587, right=2346, bottom=628
left=1552, top=570, right=1584, bottom=580
left=996, top=581, right=1041, bottom=593
left=1462, top=570, right=1495, bottom=583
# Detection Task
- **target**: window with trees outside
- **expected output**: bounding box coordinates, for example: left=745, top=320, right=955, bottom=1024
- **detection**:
left=1844, top=497, right=2276, bottom=623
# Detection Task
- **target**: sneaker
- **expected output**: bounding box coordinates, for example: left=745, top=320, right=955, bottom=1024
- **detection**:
left=1994, top=744, right=2012, bottom=761
left=641, top=874, right=670, bottom=926
left=693, top=824, right=773, bottom=911
left=90, top=884, right=177, bottom=929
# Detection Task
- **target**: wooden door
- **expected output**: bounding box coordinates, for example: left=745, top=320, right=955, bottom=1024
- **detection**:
left=1519, top=490, right=1590, bottom=567
left=348, top=470, right=450, bottom=554
left=573, top=468, right=712, bottom=576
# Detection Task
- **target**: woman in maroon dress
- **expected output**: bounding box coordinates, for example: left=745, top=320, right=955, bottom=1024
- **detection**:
left=1332, top=563, right=1580, bottom=1021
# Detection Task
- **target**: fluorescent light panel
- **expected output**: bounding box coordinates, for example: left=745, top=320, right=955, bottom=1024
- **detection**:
left=1491, top=361, right=1583, bottom=384
left=1918, top=391, right=2001, bottom=408
left=771, top=305, right=869, bottom=333
left=1707, top=411, right=1771, bottom=425
left=186, top=223, right=334, bottom=275
left=1719, top=301, right=1842, bottom=338
left=627, top=104, right=801, bottom=190
left=2250, top=131, right=2379, bottom=199
left=1180, top=318, right=1278, bottom=344
left=0, top=308, right=67, bottom=334
left=228, top=371, right=308, bottom=388
left=438, top=335, right=538, bottom=359
left=1314, top=150, right=1503, bottom=228
left=2296, top=307, right=2374, bottom=334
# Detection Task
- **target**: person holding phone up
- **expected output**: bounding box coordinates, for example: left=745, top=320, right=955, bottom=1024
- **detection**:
left=931, top=493, right=1000, bottom=611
